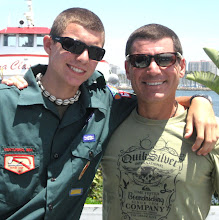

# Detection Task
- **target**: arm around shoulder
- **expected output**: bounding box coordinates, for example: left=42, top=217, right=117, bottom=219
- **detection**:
left=184, top=96, right=219, bottom=155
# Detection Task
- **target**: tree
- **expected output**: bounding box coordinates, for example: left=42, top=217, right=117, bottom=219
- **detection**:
left=186, top=48, right=219, bottom=94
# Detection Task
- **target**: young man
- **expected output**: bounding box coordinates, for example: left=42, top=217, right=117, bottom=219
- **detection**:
left=0, top=7, right=127, bottom=220
left=101, top=24, right=219, bottom=220
left=1, top=9, right=218, bottom=220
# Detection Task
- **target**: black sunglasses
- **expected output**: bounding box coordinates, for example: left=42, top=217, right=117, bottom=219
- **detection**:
left=126, top=52, right=182, bottom=68
left=51, top=36, right=105, bottom=61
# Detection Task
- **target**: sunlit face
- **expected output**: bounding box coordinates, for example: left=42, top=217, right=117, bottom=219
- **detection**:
left=44, top=23, right=104, bottom=91
left=125, top=38, right=185, bottom=105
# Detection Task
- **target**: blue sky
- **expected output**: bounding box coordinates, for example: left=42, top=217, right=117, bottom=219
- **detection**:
left=1, top=0, right=219, bottom=70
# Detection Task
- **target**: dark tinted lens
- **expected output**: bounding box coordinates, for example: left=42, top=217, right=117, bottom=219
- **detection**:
left=155, top=53, right=176, bottom=67
left=55, top=36, right=105, bottom=61
left=62, top=38, right=85, bottom=54
left=129, top=55, right=151, bottom=68
left=88, top=46, right=105, bottom=61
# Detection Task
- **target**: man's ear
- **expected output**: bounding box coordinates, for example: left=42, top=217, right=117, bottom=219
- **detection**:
left=43, top=35, right=53, bottom=55
left=125, top=60, right=131, bottom=80
left=179, top=58, right=186, bottom=78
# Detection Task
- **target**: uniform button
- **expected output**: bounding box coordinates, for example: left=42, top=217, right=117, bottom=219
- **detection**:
left=48, top=204, right=53, bottom=210
left=54, top=153, right=59, bottom=159
left=51, top=178, right=56, bottom=182
left=89, top=151, right=94, bottom=158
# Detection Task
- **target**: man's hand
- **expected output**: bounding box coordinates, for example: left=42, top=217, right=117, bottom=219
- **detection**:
left=184, top=97, right=219, bottom=155
left=2, top=76, right=28, bottom=89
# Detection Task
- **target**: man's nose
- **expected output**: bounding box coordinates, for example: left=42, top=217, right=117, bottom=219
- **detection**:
left=76, top=49, right=90, bottom=63
left=146, top=58, right=161, bottom=73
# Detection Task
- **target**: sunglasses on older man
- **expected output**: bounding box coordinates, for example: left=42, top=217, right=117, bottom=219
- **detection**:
left=126, top=52, right=182, bottom=68
left=51, top=36, right=105, bottom=61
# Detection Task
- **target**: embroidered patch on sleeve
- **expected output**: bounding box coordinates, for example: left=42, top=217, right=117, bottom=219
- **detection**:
left=69, top=188, right=83, bottom=196
left=119, top=90, right=132, bottom=98
left=83, top=134, right=96, bottom=142
left=107, top=85, right=121, bottom=100
left=4, top=154, right=35, bottom=174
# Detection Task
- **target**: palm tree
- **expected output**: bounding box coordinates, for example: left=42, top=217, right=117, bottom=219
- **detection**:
left=186, top=48, right=219, bottom=94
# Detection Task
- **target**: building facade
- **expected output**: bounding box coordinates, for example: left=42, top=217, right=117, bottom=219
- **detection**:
left=188, top=60, right=217, bottom=74
left=180, top=60, right=217, bottom=88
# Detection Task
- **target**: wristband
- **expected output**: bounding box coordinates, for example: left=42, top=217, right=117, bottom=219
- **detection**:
left=190, top=94, right=213, bottom=105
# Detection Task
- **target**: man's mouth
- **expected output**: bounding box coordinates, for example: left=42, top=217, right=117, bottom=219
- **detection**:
left=143, top=81, right=164, bottom=86
left=68, top=64, right=84, bottom=73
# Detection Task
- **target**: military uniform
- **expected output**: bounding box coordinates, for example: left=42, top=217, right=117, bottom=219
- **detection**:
left=0, top=65, right=137, bottom=220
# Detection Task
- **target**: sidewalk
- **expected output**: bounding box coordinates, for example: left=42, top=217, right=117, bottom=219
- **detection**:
left=80, top=205, right=219, bottom=220
left=80, top=204, right=102, bottom=220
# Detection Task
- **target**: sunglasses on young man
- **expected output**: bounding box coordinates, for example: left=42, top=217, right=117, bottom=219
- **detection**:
left=126, top=52, right=183, bottom=68
left=51, top=36, right=105, bottom=61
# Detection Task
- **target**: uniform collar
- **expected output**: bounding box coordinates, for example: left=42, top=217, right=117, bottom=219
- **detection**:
left=17, top=65, right=108, bottom=111
left=17, top=66, right=45, bottom=106
left=80, top=70, right=108, bottom=111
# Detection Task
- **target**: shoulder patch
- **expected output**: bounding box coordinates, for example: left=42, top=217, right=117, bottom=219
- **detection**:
left=118, top=90, right=132, bottom=98
left=107, top=85, right=121, bottom=99
left=107, top=85, right=135, bottom=99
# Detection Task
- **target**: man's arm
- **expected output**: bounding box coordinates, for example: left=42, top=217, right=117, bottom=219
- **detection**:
left=2, top=77, right=219, bottom=156
left=177, top=96, right=219, bottom=155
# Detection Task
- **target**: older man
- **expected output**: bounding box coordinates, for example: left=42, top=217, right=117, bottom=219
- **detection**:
left=102, top=24, right=219, bottom=220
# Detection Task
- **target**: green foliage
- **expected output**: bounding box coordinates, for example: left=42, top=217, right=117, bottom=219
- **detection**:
left=203, top=48, right=219, bottom=69
left=85, top=197, right=102, bottom=204
left=86, top=167, right=103, bottom=204
left=212, top=192, right=219, bottom=205
left=186, top=47, right=219, bottom=94
left=186, top=71, right=219, bottom=94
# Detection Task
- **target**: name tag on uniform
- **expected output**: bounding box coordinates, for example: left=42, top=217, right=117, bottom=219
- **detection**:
left=83, top=134, right=96, bottom=142
left=69, top=188, right=83, bottom=196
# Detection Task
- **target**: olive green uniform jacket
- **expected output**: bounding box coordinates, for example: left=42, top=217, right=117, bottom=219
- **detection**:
left=0, top=65, right=137, bottom=220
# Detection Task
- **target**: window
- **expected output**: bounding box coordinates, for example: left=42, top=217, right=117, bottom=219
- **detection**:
left=3, top=34, right=16, bottom=46
left=19, top=34, right=34, bottom=47
left=37, top=34, right=44, bottom=47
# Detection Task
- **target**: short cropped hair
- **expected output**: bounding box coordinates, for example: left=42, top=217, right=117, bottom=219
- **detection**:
left=50, top=7, right=105, bottom=45
left=125, top=23, right=182, bottom=56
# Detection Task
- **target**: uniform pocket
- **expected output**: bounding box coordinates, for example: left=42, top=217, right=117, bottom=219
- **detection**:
left=0, top=146, right=40, bottom=207
left=70, top=141, right=103, bottom=181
